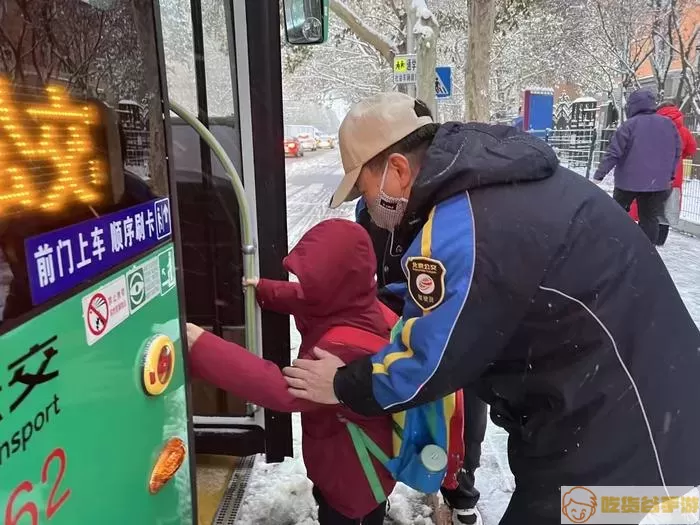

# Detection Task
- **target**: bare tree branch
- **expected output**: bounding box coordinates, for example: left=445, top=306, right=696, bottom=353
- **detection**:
left=329, top=0, right=398, bottom=64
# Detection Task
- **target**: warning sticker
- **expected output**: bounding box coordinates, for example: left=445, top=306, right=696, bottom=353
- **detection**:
left=127, top=254, right=161, bottom=314
left=158, top=247, right=176, bottom=296
left=87, top=293, right=109, bottom=336
left=82, top=275, right=129, bottom=346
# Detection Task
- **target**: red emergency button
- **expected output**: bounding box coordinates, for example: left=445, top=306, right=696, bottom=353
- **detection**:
left=141, top=335, right=176, bottom=396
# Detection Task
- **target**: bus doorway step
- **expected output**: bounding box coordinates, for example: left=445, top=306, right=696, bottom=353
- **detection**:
left=207, top=454, right=255, bottom=524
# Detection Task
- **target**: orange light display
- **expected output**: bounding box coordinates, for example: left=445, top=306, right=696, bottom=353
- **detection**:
left=0, top=79, right=110, bottom=217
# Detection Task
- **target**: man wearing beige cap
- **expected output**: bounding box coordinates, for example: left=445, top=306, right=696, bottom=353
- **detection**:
left=283, top=92, right=700, bottom=524
left=353, top=97, right=487, bottom=525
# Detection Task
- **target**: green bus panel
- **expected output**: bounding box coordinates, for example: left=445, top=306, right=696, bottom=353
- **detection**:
left=0, top=243, right=192, bottom=524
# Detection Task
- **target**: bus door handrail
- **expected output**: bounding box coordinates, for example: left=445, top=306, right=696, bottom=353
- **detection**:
left=169, top=101, right=259, bottom=358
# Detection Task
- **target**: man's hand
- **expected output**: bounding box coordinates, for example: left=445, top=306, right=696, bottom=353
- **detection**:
left=283, top=348, right=345, bottom=404
left=185, top=323, right=205, bottom=350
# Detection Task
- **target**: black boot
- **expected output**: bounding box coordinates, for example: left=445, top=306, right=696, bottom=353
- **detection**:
left=657, top=223, right=670, bottom=246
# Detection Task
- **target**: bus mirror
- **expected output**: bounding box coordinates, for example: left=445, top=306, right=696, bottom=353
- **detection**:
left=282, top=0, right=328, bottom=45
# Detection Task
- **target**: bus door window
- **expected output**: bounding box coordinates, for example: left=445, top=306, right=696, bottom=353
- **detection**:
left=0, top=0, right=168, bottom=329
left=161, top=0, right=248, bottom=417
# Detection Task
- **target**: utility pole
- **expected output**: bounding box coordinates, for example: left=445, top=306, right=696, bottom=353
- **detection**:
left=406, top=0, right=416, bottom=98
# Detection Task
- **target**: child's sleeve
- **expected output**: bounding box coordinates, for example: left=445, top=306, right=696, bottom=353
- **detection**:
left=255, top=278, right=305, bottom=315
left=189, top=331, right=322, bottom=413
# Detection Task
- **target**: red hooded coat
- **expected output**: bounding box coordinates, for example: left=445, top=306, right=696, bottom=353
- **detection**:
left=657, top=105, right=697, bottom=189
left=189, top=219, right=396, bottom=518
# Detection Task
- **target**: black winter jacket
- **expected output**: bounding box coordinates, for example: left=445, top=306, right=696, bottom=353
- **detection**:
left=335, top=122, right=700, bottom=524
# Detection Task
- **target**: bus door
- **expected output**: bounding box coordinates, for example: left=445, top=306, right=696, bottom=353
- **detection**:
left=160, top=0, right=262, bottom=466
left=159, top=0, right=328, bottom=466
left=156, top=0, right=328, bottom=519
left=0, top=0, right=195, bottom=523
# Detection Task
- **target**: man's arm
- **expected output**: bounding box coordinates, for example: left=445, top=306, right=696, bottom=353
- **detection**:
left=594, top=122, right=632, bottom=180
left=673, top=125, right=681, bottom=176
left=333, top=194, right=539, bottom=415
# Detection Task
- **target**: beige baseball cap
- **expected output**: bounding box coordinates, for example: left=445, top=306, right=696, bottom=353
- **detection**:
left=330, top=92, right=434, bottom=209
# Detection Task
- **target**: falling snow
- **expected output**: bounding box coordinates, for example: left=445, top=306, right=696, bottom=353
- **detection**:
left=0, top=148, right=697, bottom=524
left=230, top=149, right=700, bottom=525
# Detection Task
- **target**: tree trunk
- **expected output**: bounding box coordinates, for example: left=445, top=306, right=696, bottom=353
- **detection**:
left=413, top=9, right=439, bottom=117
left=464, top=0, right=496, bottom=122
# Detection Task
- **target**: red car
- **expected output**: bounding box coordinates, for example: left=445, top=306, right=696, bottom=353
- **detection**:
left=284, top=137, right=304, bottom=157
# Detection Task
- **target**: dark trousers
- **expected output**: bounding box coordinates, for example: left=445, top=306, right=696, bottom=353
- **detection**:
left=613, top=188, right=671, bottom=245
left=312, top=487, right=386, bottom=525
left=440, top=392, right=488, bottom=510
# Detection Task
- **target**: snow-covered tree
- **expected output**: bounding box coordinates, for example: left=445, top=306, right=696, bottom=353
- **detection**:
left=412, top=0, right=440, bottom=115
left=465, top=0, right=497, bottom=121
left=647, top=0, right=700, bottom=112
left=325, top=0, right=438, bottom=109
left=159, top=0, right=236, bottom=117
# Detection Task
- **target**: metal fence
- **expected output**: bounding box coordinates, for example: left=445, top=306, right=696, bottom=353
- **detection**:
left=122, top=129, right=150, bottom=168
left=531, top=128, right=700, bottom=226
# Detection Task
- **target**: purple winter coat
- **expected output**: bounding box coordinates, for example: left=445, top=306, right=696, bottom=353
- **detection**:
left=594, top=90, right=680, bottom=192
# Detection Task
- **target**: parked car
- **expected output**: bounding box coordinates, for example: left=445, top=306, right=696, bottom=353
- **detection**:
left=284, top=137, right=304, bottom=157
left=317, top=135, right=335, bottom=149
left=297, top=133, right=317, bottom=151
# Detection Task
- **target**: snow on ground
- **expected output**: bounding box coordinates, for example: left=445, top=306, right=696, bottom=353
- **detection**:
left=592, top=171, right=700, bottom=323
left=235, top=148, right=700, bottom=525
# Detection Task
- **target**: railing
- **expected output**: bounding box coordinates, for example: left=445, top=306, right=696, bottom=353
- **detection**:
left=122, top=129, right=150, bottom=168
left=530, top=128, right=700, bottom=226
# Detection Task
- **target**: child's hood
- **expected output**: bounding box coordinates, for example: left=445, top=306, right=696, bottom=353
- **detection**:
left=283, top=218, right=379, bottom=316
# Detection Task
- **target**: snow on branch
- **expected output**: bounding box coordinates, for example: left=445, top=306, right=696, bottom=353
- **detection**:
left=329, top=0, right=398, bottom=64
left=411, top=0, right=438, bottom=42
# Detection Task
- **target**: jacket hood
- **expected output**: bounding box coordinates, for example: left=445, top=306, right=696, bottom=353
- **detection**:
left=626, top=90, right=656, bottom=117
left=400, top=122, right=559, bottom=230
left=657, top=105, right=684, bottom=126
left=283, top=218, right=378, bottom=318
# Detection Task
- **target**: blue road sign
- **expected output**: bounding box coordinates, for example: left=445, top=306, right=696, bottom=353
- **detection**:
left=435, top=66, right=452, bottom=99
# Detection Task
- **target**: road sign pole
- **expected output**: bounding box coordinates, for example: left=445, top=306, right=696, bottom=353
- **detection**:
left=406, top=0, right=416, bottom=98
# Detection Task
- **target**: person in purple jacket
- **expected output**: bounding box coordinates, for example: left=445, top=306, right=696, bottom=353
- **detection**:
left=594, top=89, right=680, bottom=243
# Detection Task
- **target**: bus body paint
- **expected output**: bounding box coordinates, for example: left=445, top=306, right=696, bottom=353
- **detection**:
left=0, top=243, right=191, bottom=524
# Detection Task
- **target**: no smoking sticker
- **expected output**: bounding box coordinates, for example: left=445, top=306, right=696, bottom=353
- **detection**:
left=87, top=293, right=109, bottom=336
left=82, top=275, right=130, bottom=346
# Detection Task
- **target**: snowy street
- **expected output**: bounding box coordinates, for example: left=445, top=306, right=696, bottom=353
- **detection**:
left=234, top=148, right=700, bottom=525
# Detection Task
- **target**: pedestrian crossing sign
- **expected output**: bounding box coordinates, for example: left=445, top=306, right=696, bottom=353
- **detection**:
left=435, top=66, right=452, bottom=100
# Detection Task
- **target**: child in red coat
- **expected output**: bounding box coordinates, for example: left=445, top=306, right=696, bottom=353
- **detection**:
left=187, top=218, right=396, bottom=524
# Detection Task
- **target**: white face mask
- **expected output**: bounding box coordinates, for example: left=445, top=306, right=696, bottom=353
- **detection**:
left=367, top=161, right=409, bottom=231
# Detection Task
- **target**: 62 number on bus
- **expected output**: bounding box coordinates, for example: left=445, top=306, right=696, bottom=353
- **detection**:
left=5, top=448, right=70, bottom=524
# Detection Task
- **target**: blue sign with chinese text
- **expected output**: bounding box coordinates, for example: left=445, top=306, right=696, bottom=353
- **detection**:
left=25, top=198, right=172, bottom=306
